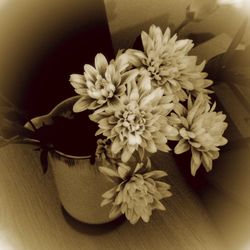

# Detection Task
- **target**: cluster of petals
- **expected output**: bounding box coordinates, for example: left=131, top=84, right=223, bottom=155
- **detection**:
left=70, top=52, right=137, bottom=112
left=99, top=159, right=172, bottom=224
left=90, top=72, right=178, bottom=162
left=126, top=25, right=213, bottom=103
left=169, top=95, right=228, bottom=176
left=69, top=25, right=229, bottom=223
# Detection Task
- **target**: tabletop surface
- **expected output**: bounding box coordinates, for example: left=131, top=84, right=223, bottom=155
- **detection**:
left=0, top=144, right=225, bottom=250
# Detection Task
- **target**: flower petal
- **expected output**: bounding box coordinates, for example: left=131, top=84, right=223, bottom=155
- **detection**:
left=117, top=163, right=131, bottom=179
left=101, top=187, right=117, bottom=199
left=110, top=137, right=124, bottom=155
left=95, top=53, right=108, bottom=76
left=101, top=198, right=112, bottom=207
left=73, top=96, right=93, bottom=112
left=99, top=167, right=119, bottom=178
left=109, top=205, right=121, bottom=219
left=146, top=140, right=157, bottom=153
left=144, top=170, right=167, bottom=179
left=140, top=88, right=164, bottom=107
left=84, top=64, right=98, bottom=82
left=174, top=139, right=190, bottom=154
left=190, top=148, right=201, bottom=176
left=153, top=200, right=166, bottom=211
left=69, top=74, right=86, bottom=95
left=201, top=152, right=213, bottom=172
left=121, top=149, right=133, bottom=162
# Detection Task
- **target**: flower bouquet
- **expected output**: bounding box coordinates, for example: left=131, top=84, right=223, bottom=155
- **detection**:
left=1, top=1, right=248, bottom=225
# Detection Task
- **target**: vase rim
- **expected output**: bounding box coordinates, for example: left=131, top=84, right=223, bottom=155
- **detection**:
left=52, top=149, right=91, bottom=160
left=24, top=138, right=92, bottom=159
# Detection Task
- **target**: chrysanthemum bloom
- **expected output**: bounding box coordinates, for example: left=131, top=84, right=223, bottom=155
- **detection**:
left=170, top=95, right=228, bottom=176
left=70, top=52, right=137, bottom=112
left=90, top=73, right=178, bottom=162
left=99, top=160, right=172, bottom=224
left=126, top=25, right=213, bottom=103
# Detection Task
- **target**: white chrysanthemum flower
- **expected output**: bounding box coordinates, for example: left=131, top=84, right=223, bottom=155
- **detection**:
left=70, top=52, right=137, bottom=112
left=170, top=94, right=228, bottom=176
left=126, top=25, right=213, bottom=102
left=90, top=73, right=178, bottom=162
left=99, top=159, right=172, bottom=224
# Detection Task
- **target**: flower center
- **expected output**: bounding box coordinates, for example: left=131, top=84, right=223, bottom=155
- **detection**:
left=143, top=55, right=181, bottom=87
left=118, top=107, right=146, bottom=134
left=88, top=74, right=116, bottom=100
left=143, top=56, right=162, bottom=82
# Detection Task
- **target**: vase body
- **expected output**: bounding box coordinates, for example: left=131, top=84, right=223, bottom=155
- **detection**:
left=25, top=96, right=118, bottom=224
left=48, top=151, right=116, bottom=224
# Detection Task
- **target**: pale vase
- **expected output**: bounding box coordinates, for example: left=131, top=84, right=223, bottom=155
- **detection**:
left=26, top=96, right=118, bottom=224
left=49, top=151, right=116, bottom=224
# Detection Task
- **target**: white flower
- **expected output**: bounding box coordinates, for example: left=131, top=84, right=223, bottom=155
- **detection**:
left=90, top=72, right=178, bottom=162
left=186, top=0, right=218, bottom=22
left=70, top=52, right=137, bottom=112
left=99, top=160, right=172, bottom=224
left=171, top=95, right=228, bottom=176
left=126, top=25, right=213, bottom=103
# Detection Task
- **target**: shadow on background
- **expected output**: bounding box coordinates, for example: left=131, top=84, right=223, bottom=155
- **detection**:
left=0, top=0, right=114, bottom=119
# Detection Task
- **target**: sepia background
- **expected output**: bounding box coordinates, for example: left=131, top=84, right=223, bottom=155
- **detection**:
left=0, top=0, right=249, bottom=249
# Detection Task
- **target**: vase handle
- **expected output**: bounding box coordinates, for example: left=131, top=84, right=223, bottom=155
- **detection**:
left=24, top=96, right=80, bottom=131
